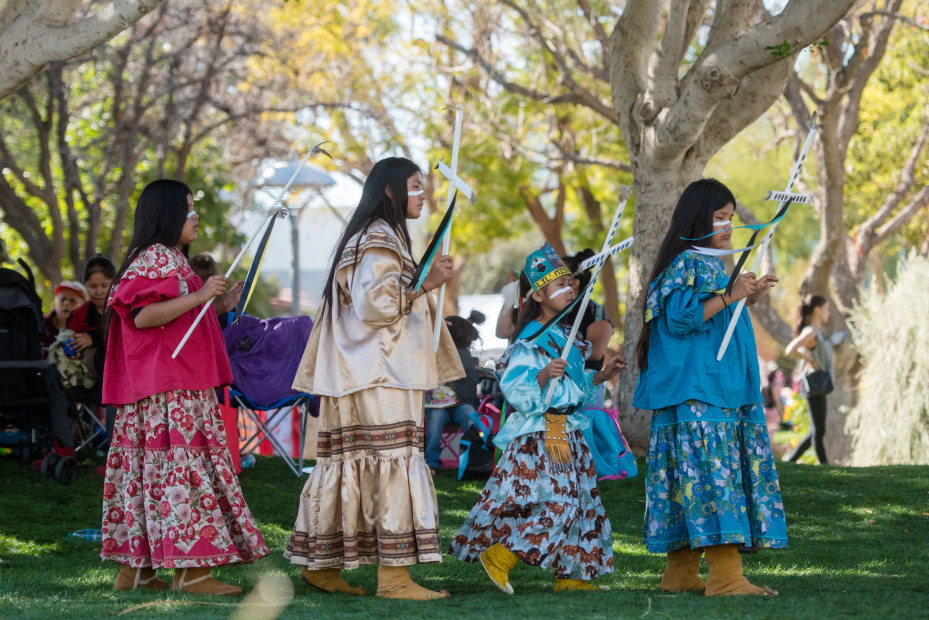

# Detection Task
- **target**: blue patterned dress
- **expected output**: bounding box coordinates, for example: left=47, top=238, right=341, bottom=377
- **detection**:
left=449, top=323, right=614, bottom=580
left=632, top=251, right=787, bottom=554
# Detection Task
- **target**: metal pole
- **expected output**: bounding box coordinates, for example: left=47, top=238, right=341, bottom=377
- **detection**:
left=290, top=204, right=300, bottom=315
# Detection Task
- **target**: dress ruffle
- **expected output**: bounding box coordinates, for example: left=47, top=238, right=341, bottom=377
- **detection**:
left=285, top=454, right=441, bottom=568
left=449, top=431, right=614, bottom=580
left=644, top=400, right=788, bottom=553
left=284, top=389, right=441, bottom=569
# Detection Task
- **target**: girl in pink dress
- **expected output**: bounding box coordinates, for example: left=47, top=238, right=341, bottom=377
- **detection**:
left=101, top=179, right=268, bottom=595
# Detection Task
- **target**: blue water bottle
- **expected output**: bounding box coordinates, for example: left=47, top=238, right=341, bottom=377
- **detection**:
left=63, top=338, right=79, bottom=358
left=240, top=454, right=256, bottom=469
left=68, top=529, right=103, bottom=541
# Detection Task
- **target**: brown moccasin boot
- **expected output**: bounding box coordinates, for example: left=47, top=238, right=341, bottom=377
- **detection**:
left=704, top=544, right=777, bottom=596
left=114, top=564, right=170, bottom=591
left=300, top=567, right=365, bottom=595
left=375, top=565, right=449, bottom=600
left=172, top=567, right=242, bottom=596
left=660, top=546, right=706, bottom=593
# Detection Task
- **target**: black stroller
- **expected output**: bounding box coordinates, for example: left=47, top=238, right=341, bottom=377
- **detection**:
left=0, top=258, right=77, bottom=483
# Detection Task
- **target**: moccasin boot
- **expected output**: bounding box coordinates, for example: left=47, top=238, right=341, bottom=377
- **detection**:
left=479, top=543, right=519, bottom=595
left=375, top=565, right=449, bottom=600
left=300, top=567, right=365, bottom=595
left=114, top=564, right=170, bottom=591
left=660, top=546, right=706, bottom=592
left=172, top=567, right=242, bottom=596
left=554, top=578, right=606, bottom=592
left=704, top=544, right=777, bottom=596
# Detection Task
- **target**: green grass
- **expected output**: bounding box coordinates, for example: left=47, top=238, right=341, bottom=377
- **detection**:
left=1, top=456, right=927, bottom=619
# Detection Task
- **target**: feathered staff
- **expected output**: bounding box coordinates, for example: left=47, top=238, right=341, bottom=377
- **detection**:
left=171, top=143, right=331, bottom=359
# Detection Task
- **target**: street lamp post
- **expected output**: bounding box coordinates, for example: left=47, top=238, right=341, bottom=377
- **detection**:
left=253, top=160, right=335, bottom=315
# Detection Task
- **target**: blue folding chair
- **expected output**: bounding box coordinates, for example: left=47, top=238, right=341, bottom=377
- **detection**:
left=230, top=389, right=314, bottom=477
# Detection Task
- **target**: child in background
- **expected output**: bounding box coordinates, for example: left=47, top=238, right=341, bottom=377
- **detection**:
left=633, top=178, right=785, bottom=596
left=67, top=254, right=116, bottom=377
left=42, top=280, right=86, bottom=347
left=101, top=179, right=268, bottom=594
left=450, top=242, right=625, bottom=594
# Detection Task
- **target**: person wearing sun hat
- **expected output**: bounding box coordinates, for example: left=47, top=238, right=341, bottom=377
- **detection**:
left=42, top=280, right=87, bottom=347
left=450, top=242, right=627, bottom=594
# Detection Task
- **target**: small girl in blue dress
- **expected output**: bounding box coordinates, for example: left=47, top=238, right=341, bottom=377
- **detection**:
left=450, top=242, right=625, bottom=594
left=633, top=178, right=785, bottom=596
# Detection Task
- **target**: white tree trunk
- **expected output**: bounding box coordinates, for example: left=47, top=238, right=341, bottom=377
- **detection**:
left=0, top=0, right=164, bottom=100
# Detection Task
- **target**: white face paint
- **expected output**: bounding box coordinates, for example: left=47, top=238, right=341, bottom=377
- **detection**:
left=408, top=189, right=425, bottom=196
left=713, top=219, right=732, bottom=227
left=549, top=286, right=573, bottom=300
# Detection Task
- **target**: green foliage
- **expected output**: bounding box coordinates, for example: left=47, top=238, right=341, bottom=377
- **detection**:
left=765, top=39, right=829, bottom=59
left=1, top=456, right=928, bottom=618
left=846, top=16, right=929, bottom=250
left=847, top=253, right=929, bottom=466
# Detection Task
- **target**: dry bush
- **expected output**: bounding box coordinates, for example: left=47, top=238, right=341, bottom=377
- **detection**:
left=846, top=254, right=929, bottom=465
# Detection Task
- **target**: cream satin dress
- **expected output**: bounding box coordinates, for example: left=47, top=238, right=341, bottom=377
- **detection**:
left=285, top=220, right=463, bottom=569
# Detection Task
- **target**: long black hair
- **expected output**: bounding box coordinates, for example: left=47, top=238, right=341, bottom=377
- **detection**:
left=635, top=178, right=736, bottom=370
left=563, top=248, right=596, bottom=326
left=512, top=271, right=544, bottom=340
left=795, top=294, right=827, bottom=337
left=105, top=179, right=193, bottom=334
left=320, top=157, right=420, bottom=317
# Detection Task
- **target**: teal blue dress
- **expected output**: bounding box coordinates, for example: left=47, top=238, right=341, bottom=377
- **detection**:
left=632, top=251, right=787, bottom=553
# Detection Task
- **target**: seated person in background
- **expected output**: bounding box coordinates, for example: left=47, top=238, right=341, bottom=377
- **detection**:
left=42, top=280, right=86, bottom=347
left=424, top=310, right=485, bottom=475
left=66, top=255, right=117, bottom=475
left=189, top=254, right=312, bottom=408
left=67, top=254, right=116, bottom=379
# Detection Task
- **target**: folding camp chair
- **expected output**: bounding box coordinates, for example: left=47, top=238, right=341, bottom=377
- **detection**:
left=230, top=388, right=313, bottom=477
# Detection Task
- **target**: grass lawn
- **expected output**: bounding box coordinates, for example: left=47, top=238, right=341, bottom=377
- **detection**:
left=1, top=455, right=927, bottom=619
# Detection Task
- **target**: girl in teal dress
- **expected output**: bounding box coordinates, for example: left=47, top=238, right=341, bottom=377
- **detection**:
left=633, top=179, right=786, bottom=596
left=450, top=242, right=626, bottom=594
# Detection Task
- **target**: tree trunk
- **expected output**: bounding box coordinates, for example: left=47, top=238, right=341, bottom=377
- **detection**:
left=617, top=162, right=695, bottom=452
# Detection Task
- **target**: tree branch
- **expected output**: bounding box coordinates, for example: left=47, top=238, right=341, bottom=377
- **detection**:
left=871, top=185, right=929, bottom=248
left=609, top=0, right=662, bottom=144
left=859, top=9, right=929, bottom=33
left=856, top=120, right=929, bottom=256
left=0, top=0, right=165, bottom=99
left=657, top=0, right=857, bottom=159
left=549, top=139, right=633, bottom=172
left=436, top=33, right=617, bottom=123
left=648, top=0, right=694, bottom=109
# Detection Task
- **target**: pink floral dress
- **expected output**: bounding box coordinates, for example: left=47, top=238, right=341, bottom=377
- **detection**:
left=100, top=245, right=269, bottom=568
